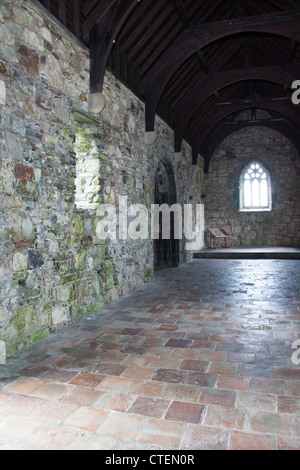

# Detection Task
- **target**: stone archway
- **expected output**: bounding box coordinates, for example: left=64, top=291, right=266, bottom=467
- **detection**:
left=154, top=158, right=179, bottom=268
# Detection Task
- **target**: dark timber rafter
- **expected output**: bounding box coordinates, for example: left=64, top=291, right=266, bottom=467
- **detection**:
left=87, top=0, right=136, bottom=112
left=188, top=98, right=300, bottom=166
left=143, top=11, right=300, bottom=132
left=190, top=96, right=300, bottom=131
left=172, top=0, right=210, bottom=74
left=84, top=0, right=100, bottom=17
left=173, top=65, right=297, bottom=152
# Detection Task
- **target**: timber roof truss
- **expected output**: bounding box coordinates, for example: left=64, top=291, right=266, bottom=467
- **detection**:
left=36, top=0, right=300, bottom=171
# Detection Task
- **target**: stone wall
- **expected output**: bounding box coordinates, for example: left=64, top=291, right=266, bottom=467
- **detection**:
left=0, top=0, right=204, bottom=358
left=204, top=125, right=300, bottom=247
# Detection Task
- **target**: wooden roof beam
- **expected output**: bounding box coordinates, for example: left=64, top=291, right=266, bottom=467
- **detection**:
left=172, top=0, right=210, bottom=74
left=88, top=0, right=137, bottom=112
left=173, top=64, right=296, bottom=151
left=189, top=98, right=300, bottom=160
left=143, top=10, right=300, bottom=132
left=190, top=95, right=298, bottom=131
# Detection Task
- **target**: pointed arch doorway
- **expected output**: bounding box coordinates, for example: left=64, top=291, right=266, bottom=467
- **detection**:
left=154, top=159, right=179, bottom=268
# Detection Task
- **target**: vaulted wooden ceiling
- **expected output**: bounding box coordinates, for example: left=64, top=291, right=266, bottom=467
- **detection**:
left=36, top=0, right=300, bottom=171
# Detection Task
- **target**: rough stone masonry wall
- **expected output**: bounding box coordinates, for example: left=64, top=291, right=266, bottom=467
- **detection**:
left=0, top=0, right=204, bottom=359
left=204, top=125, right=300, bottom=247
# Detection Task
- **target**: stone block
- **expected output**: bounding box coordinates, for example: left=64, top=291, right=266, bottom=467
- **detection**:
left=28, top=250, right=44, bottom=269
left=15, top=163, right=33, bottom=182
left=51, top=306, right=68, bottom=325
left=0, top=160, right=14, bottom=195
left=0, top=306, right=8, bottom=324
left=17, top=45, right=39, bottom=77
left=73, top=217, right=84, bottom=236
left=12, top=252, right=27, bottom=272
left=9, top=211, right=34, bottom=242
left=5, top=132, right=24, bottom=159
left=7, top=307, right=38, bottom=341
left=55, top=285, right=72, bottom=303
left=36, top=94, right=52, bottom=111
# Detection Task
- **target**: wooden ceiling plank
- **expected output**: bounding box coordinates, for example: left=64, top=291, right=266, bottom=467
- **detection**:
left=172, top=0, right=210, bottom=74
left=164, top=58, right=199, bottom=100
left=137, top=16, right=182, bottom=75
left=72, top=0, right=81, bottom=38
left=83, top=0, right=117, bottom=39
left=289, top=39, right=297, bottom=63
left=205, top=38, right=243, bottom=72
left=217, top=81, right=249, bottom=101
left=236, top=0, right=245, bottom=18
left=206, top=0, right=238, bottom=23
left=58, top=0, right=66, bottom=25
left=120, top=1, right=165, bottom=51
left=117, top=0, right=152, bottom=38
left=84, top=0, right=99, bottom=16
left=200, top=1, right=231, bottom=23
left=138, top=0, right=207, bottom=74
left=126, top=3, right=174, bottom=61
left=265, top=0, right=292, bottom=12
left=169, top=67, right=207, bottom=109
left=172, top=0, right=189, bottom=26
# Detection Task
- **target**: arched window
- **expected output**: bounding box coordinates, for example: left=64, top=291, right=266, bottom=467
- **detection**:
left=239, top=161, right=272, bottom=212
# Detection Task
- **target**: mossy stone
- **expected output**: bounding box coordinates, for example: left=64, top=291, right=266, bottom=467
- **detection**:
left=73, top=217, right=84, bottom=235
left=77, top=250, right=88, bottom=270
left=87, top=299, right=106, bottom=314
left=7, top=307, right=38, bottom=341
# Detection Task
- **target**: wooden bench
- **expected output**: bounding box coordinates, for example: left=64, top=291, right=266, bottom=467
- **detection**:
left=207, top=228, right=230, bottom=249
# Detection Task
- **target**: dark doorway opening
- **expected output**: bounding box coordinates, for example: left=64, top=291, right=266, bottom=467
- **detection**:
left=154, top=159, right=179, bottom=268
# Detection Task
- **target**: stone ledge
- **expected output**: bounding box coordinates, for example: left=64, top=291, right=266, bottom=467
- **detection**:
left=193, top=247, right=300, bottom=260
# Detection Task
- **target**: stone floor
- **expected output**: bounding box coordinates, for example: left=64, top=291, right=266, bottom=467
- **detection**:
left=0, top=258, right=300, bottom=450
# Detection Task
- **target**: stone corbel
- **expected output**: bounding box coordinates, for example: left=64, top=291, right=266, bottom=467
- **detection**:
left=88, top=92, right=106, bottom=114
left=144, top=131, right=156, bottom=146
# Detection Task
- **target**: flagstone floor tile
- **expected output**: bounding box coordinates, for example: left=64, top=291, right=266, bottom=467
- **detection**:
left=0, top=259, right=300, bottom=450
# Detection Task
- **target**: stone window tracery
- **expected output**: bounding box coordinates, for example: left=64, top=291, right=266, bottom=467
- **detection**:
left=239, top=161, right=272, bottom=212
